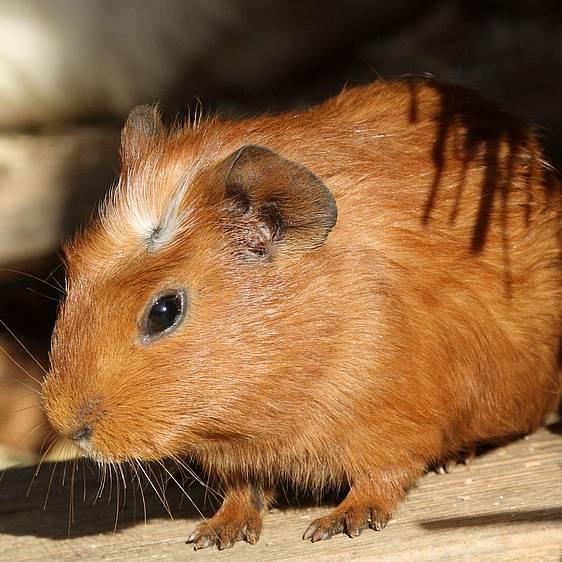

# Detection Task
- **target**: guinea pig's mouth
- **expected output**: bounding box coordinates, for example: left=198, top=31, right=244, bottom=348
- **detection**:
left=65, top=420, right=170, bottom=464
left=71, top=422, right=92, bottom=442
left=73, top=436, right=102, bottom=462
left=69, top=431, right=130, bottom=464
left=62, top=422, right=107, bottom=463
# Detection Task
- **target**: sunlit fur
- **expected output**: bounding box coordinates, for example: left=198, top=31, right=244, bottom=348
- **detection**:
left=42, top=78, right=562, bottom=544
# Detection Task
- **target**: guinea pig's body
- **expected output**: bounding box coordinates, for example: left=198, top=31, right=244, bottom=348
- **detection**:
left=43, top=79, right=561, bottom=549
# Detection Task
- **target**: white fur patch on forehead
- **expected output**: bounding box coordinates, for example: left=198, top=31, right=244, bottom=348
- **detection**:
left=99, top=158, right=199, bottom=256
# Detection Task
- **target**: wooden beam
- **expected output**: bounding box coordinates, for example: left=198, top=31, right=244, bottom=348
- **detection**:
left=0, top=127, right=120, bottom=268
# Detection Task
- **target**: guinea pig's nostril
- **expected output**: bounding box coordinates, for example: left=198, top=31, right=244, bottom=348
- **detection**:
left=72, top=424, right=93, bottom=443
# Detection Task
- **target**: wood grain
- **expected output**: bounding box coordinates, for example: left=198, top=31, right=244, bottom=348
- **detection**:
left=0, top=425, right=560, bottom=561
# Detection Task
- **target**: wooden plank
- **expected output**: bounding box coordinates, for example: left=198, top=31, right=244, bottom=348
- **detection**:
left=0, top=127, right=119, bottom=269
left=0, top=425, right=560, bottom=561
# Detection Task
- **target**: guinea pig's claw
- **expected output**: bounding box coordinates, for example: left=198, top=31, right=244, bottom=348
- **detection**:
left=217, top=539, right=235, bottom=550
left=186, top=527, right=217, bottom=550
left=245, top=527, right=260, bottom=544
left=369, top=516, right=387, bottom=531
left=304, top=508, right=388, bottom=542
left=463, top=446, right=477, bottom=468
left=189, top=533, right=215, bottom=550
left=433, top=446, right=478, bottom=475
left=187, top=517, right=262, bottom=550
left=186, top=531, right=198, bottom=543
left=434, top=463, right=450, bottom=475
left=303, top=524, right=335, bottom=542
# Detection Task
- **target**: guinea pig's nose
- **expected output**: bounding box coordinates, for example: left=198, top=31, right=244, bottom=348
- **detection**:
left=71, top=424, right=93, bottom=443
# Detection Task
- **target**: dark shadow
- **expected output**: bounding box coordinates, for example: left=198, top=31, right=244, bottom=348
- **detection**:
left=0, top=461, right=214, bottom=539
left=406, top=77, right=562, bottom=298
left=420, top=507, right=562, bottom=530
left=413, top=79, right=535, bottom=247
left=162, top=1, right=433, bottom=120
left=546, top=419, right=562, bottom=436
left=426, top=433, right=533, bottom=474
left=0, top=461, right=336, bottom=540
left=0, top=257, right=61, bottom=343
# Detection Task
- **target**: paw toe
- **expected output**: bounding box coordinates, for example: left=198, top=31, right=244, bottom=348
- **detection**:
left=190, top=532, right=216, bottom=550
left=304, top=507, right=389, bottom=542
left=188, top=515, right=262, bottom=550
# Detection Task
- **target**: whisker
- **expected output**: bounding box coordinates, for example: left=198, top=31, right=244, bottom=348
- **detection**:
left=44, top=458, right=59, bottom=510
left=170, top=455, right=223, bottom=502
left=204, top=470, right=214, bottom=511
left=0, top=344, right=42, bottom=390
left=44, top=262, right=65, bottom=292
left=151, top=463, right=173, bottom=518
left=67, top=457, right=77, bottom=538
left=171, top=459, right=188, bottom=511
left=132, top=461, right=148, bottom=525
left=155, top=459, right=215, bottom=537
left=117, top=462, right=127, bottom=494
left=113, top=462, right=121, bottom=534
left=0, top=403, right=40, bottom=417
left=81, top=457, right=87, bottom=503
left=26, top=430, right=56, bottom=496
left=43, top=438, right=71, bottom=510
left=21, top=419, right=47, bottom=445
left=130, top=463, right=137, bottom=525
left=37, top=430, right=55, bottom=458
left=0, top=318, right=49, bottom=376
left=100, top=462, right=107, bottom=502
left=136, top=461, right=173, bottom=520
left=0, top=268, right=65, bottom=294
left=61, top=447, right=70, bottom=488
left=117, top=461, right=129, bottom=522
left=94, top=462, right=106, bottom=505
left=26, top=287, right=60, bottom=303
left=107, top=462, right=114, bottom=506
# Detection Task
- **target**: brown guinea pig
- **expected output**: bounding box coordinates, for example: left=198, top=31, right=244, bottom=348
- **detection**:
left=42, top=78, right=562, bottom=550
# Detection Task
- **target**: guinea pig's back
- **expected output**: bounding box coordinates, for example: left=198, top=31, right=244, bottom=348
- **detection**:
left=269, top=79, right=562, bottom=442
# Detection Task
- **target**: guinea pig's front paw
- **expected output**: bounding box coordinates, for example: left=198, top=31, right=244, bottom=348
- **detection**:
left=186, top=510, right=262, bottom=550
left=187, top=482, right=271, bottom=550
left=303, top=505, right=389, bottom=542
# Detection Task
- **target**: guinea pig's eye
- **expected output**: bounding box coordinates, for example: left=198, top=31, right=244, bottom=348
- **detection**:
left=140, top=290, right=187, bottom=342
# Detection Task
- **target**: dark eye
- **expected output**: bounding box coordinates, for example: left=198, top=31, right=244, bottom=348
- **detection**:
left=141, top=290, right=186, bottom=342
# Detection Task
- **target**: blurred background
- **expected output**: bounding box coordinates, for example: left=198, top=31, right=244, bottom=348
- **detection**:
left=0, top=0, right=560, bottom=467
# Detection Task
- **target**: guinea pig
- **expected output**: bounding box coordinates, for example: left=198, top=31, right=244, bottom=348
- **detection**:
left=42, top=78, right=562, bottom=550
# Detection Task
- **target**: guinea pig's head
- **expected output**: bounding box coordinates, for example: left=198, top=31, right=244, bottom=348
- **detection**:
left=42, top=106, right=337, bottom=463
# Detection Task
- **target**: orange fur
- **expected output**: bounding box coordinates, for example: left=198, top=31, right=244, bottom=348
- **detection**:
left=42, top=78, right=562, bottom=548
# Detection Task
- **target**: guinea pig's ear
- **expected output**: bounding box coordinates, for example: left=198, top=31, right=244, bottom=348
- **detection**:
left=120, top=105, right=163, bottom=164
left=211, top=145, right=337, bottom=259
